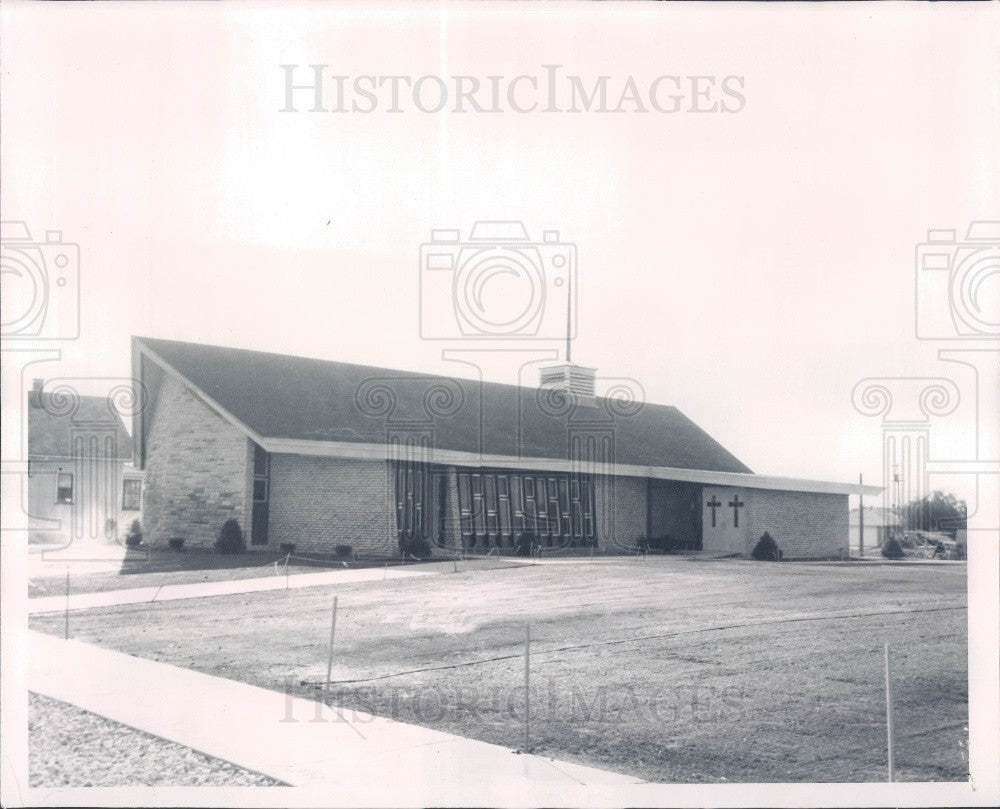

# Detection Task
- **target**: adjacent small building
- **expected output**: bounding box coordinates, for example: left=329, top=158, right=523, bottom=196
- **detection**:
left=848, top=506, right=902, bottom=552
left=132, top=337, right=879, bottom=559
left=27, top=379, right=143, bottom=546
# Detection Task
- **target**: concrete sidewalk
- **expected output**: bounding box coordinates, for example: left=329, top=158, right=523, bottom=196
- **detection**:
left=29, top=630, right=641, bottom=802
left=28, top=566, right=431, bottom=615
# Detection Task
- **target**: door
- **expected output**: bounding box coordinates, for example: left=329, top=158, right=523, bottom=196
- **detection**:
left=701, top=487, right=748, bottom=555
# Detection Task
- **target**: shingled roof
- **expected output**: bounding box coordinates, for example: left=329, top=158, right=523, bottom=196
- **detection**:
left=134, top=336, right=752, bottom=474
left=28, top=388, right=133, bottom=461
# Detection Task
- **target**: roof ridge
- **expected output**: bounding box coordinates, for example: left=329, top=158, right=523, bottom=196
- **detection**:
left=133, top=336, right=676, bottom=411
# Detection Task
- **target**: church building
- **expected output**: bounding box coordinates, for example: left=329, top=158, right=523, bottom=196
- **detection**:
left=132, top=337, right=879, bottom=560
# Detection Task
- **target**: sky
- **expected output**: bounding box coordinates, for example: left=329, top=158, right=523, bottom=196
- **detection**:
left=2, top=1, right=998, bottom=511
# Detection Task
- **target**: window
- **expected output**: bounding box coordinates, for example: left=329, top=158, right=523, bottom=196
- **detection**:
left=451, top=469, right=595, bottom=548
left=122, top=479, right=142, bottom=510
left=56, top=472, right=73, bottom=504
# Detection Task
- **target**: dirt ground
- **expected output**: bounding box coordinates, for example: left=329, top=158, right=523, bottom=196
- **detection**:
left=27, top=547, right=432, bottom=597
left=30, top=557, right=968, bottom=783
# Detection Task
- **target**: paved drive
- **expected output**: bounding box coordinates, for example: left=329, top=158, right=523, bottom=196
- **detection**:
left=29, top=630, right=641, bottom=801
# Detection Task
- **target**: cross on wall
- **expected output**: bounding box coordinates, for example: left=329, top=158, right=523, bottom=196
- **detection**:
left=729, top=495, right=745, bottom=528
left=706, top=495, right=722, bottom=527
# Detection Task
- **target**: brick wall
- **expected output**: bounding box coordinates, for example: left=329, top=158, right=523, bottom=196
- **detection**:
left=745, top=488, right=849, bottom=559
left=143, top=373, right=252, bottom=548
left=596, top=474, right=646, bottom=551
left=267, top=454, right=398, bottom=555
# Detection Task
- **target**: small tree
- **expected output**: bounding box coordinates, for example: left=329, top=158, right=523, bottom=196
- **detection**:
left=216, top=518, right=246, bottom=554
left=881, top=537, right=905, bottom=560
left=124, top=519, right=143, bottom=548
left=751, top=531, right=781, bottom=561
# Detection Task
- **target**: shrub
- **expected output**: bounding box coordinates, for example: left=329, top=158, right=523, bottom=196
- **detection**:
left=124, top=519, right=143, bottom=548
left=279, top=542, right=296, bottom=555
left=881, top=537, right=905, bottom=560
left=104, top=517, right=117, bottom=539
left=636, top=534, right=649, bottom=553
left=399, top=535, right=432, bottom=560
left=515, top=532, right=536, bottom=558
left=751, top=531, right=781, bottom=561
left=168, top=537, right=185, bottom=551
left=335, top=544, right=352, bottom=559
left=216, top=518, right=246, bottom=554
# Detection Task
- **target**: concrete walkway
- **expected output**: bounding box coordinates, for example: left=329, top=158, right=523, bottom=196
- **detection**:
left=28, top=566, right=431, bottom=615
left=29, top=630, right=641, bottom=801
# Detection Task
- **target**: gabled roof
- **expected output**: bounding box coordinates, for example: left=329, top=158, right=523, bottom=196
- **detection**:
left=132, top=337, right=882, bottom=496
left=28, top=390, right=133, bottom=461
left=133, top=336, right=751, bottom=474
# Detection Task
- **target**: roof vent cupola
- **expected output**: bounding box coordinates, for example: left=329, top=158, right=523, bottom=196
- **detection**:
left=539, top=363, right=597, bottom=401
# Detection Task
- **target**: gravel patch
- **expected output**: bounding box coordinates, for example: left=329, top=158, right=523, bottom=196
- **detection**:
left=29, top=692, right=286, bottom=787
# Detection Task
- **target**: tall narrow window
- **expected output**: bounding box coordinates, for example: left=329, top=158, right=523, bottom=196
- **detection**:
left=251, top=444, right=270, bottom=545
left=547, top=477, right=561, bottom=544
left=483, top=474, right=498, bottom=545
left=56, top=472, right=73, bottom=504
left=471, top=474, right=485, bottom=546
left=458, top=473, right=473, bottom=543
left=497, top=475, right=512, bottom=546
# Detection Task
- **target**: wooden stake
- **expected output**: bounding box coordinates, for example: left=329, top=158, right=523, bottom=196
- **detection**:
left=859, top=474, right=865, bottom=559
left=524, top=621, right=531, bottom=753
left=64, top=569, right=70, bottom=640
left=323, top=596, right=338, bottom=705
left=884, top=643, right=895, bottom=782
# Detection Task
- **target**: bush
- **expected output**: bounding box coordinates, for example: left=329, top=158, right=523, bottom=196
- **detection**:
left=636, top=534, right=649, bottom=553
left=881, top=537, right=905, bottom=559
left=279, top=542, right=296, bottom=555
left=335, top=544, right=352, bottom=559
left=216, top=518, right=246, bottom=554
left=399, top=535, right=432, bottom=560
left=751, top=531, right=781, bottom=561
left=168, top=537, right=185, bottom=551
left=124, top=519, right=143, bottom=548
left=515, top=532, right=536, bottom=558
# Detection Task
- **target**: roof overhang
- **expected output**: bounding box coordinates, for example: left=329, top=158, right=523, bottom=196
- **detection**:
left=261, top=436, right=883, bottom=496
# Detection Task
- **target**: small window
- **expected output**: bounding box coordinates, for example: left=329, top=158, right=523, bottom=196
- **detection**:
left=56, top=472, right=73, bottom=504
left=122, top=479, right=142, bottom=511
